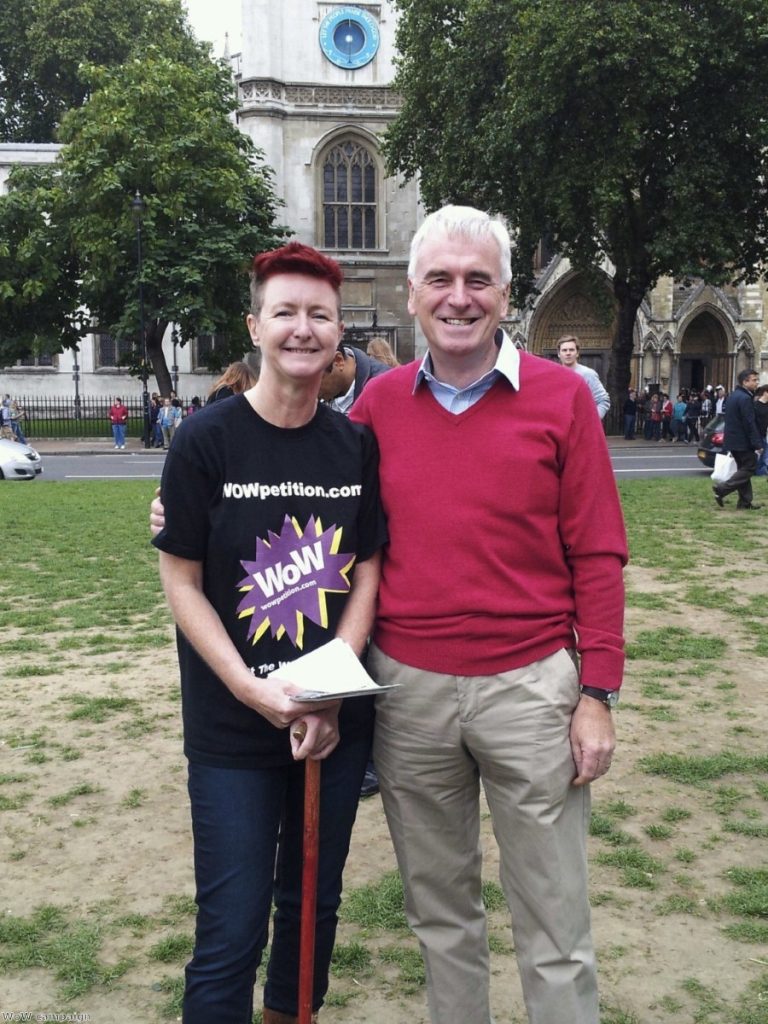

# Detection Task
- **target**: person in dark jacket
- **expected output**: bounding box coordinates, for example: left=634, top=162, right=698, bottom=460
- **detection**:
left=318, top=343, right=391, bottom=413
left=754, top=385, right=768, bottom=477
left=713, top=369, right=764, bottom=510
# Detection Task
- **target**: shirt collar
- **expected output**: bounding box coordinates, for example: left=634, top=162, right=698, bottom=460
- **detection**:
left=414, top=328, right=520, bottom=393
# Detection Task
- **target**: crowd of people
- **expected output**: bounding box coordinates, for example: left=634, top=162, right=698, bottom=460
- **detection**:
left=622, top=383, right=724, bottom=442
left=0, top=394, right=27, bottom=443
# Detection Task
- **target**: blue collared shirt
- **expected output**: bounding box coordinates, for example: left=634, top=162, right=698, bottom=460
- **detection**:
left=414, top=329, right=520, bottom=413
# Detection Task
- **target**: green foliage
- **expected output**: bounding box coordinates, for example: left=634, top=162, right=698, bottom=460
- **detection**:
left=0, top=42, right=286, bottom=390
left=0, top=0, right=203, bottom=143
left=387, top=0, right=768, bottom=395
left=379, top=945, right=426, bottom=992
left=627, top=626, right=726, bottom=662
left=640, top=752, right=768, bottom=783
left=340, top=871, right=408, bottom=931
left=330, top=940, right=373, bottom=976
left=0, top=904, right=130, bottom=998
left=148, top=932, right=194, bottom=963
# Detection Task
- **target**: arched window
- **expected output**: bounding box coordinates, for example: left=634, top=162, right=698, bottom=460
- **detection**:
left=322, top=140, right=377, bottom=250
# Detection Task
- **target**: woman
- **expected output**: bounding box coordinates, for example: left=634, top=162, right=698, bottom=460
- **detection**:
left=108, top=396, right=129, bottom=449
left=366, top=336, right=399, bottom=367
left=207, top=359, right=257, bottom=403
left=152, top=242, right=387, bottom=1024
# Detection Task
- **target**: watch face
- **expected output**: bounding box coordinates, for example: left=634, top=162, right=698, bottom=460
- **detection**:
left=319, top=6, right=380, bottom=69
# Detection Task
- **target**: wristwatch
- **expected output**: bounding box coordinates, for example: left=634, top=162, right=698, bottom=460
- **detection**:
left=579, top=686, right=620, bottom=709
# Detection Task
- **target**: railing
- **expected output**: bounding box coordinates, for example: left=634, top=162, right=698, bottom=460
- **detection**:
left=7, top=395, right=192, bottom=439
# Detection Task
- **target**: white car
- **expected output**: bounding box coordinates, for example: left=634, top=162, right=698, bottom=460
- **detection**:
left=0, top=437, right=43, bottom=480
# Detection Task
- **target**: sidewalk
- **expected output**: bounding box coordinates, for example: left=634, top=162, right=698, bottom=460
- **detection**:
left=28, top=437, right=168, bottom=455
left=26, top=435, right=664, bottom=455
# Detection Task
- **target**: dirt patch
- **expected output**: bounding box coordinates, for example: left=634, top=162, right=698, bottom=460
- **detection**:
left=1, top=562, right=767, bottom=1023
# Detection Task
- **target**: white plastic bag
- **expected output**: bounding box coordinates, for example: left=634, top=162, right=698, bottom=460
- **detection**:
left=711, top=452, right=737, bottom=485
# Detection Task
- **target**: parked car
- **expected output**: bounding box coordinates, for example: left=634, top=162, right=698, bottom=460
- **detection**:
left=697, top=414, right=725, bottom=469
left=0, top=438, right=43, bottom=480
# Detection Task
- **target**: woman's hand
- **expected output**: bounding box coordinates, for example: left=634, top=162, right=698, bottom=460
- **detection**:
left=290, top=707, right=341, bottom=761
left=242, top=676, right=341, bottom=731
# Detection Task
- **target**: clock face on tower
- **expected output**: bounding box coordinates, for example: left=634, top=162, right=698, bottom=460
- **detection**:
left=318, top=6, right=380, bottom=69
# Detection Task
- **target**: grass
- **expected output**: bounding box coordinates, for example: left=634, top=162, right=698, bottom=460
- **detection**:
left=2, top=478, right=768, bottom=1019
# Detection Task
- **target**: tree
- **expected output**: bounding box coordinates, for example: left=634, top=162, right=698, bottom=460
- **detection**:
left=385, top=0, right=768, bottom=399
left=0, top=0, right=202, bottom=142
left=0, top=51, right=287, bottom=394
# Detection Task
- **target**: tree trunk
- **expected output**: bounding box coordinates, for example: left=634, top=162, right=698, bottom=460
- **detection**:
left=607, top=278, right=645, bottom=407
left=146, top=319, right=171, bottom=396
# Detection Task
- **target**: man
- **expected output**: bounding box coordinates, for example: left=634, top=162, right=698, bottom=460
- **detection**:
left=319, top=340, right=392, bottom=799
left=755, top=385, right=768, bottom=477
left=151, top=207, right=627, bottom=1024
left=351, top=207, right=627, bottom=1024
left=317, top=341, right=390, bottom=414
left=622, top=388, right=637, bottom=439
left=556, top=334, right=611, bottom=419
left=712, top=368, right=764, bottom=510
left=715, top=384, right=727, bottom=415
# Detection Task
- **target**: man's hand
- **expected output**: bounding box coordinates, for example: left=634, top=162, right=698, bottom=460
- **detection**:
left=150, top=486, right=165, bottom=536
left=570, top=696, right=616, bottom=786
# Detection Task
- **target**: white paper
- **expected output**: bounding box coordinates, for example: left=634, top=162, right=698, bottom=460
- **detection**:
left=267, top=638, right=397, bottom=701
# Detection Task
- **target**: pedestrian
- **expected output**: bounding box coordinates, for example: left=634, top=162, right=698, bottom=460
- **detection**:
left=318, top=343, right=390, bottom=415
left=712, top=368, right=764, bottom=510
left=366, top=335, right=400, bottom=367
left=556, top=335, right=611, bottom=419
left=10, top=398, right=27, bottom=444
left=108, top=396, right=129, bottom=449
left=187, top=396, right=202, bottom=416
left=318, top=340, right=393, bottom=798
left=715, top=385, right=727, bottom=415
left=151, top=242, right=387, bottom=1024
left=150, top=396, right=163, bottom=447
left=207, top=361, right=257, bottom=403
left=644, top=393, right=661, bottom=440
left=0, top=396, right=14, bottom=440
left=672, top=393, right=688, bottom=442
left=157, top=398, right=177, bottom=449
left=685, top=390, right=702, bottom=444
left=351, top=206, right=627, bottom=1024
left=622, top=389, right=637, bottom=439
left=753, top=385, right=768, bottom=477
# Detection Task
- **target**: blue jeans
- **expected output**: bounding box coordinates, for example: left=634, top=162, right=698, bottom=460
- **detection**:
left=756, top=446, right=768, bottom=477
left=112, top=423, right=126, bottom=447
left=184, top=725, right=372, bottom=1024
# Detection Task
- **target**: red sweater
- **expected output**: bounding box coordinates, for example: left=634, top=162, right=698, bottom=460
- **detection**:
left=351, top=353, right=628, bottom=686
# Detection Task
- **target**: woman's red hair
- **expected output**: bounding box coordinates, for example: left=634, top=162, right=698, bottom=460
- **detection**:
left=252, top=242, right=343, bottom=290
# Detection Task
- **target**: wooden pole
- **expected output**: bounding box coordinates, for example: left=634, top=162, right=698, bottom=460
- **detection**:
left=298, top=756, right=321, bottom=1024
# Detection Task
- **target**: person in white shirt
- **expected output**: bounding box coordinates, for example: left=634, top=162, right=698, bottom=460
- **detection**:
left=557, top=335, right=611, bottom=419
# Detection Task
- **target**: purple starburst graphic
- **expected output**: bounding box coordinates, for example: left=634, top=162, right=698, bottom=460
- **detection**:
left=236, top=515, right=354, bottom=648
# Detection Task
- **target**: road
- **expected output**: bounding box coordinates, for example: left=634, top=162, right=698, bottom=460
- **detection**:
left=29, top=441, right=710, bottom=482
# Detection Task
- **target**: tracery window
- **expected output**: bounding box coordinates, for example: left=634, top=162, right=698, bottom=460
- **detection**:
left=322, top=140, right=377, bottom=250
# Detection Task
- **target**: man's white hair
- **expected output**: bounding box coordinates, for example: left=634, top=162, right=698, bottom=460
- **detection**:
left=408, top=205, right=512, bottom=286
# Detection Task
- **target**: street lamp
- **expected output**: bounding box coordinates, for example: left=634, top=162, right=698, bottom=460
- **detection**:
left=131, top=190, right=151, bottom=449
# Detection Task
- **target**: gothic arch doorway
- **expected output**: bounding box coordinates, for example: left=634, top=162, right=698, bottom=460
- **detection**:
left=529, top=273, right=616, bottom=378
left=678, top=310, right=731, bottom=392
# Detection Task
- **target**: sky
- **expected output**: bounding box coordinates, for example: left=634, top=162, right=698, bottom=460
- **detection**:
left=183, top=0, right=242, bottom=58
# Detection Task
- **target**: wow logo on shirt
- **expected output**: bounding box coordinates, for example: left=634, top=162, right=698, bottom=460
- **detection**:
left=236, top=515, right=354, bottom=648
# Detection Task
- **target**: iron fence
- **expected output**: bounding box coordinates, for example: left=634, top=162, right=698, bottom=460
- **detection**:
left=8, top=395, right=193, bottom=439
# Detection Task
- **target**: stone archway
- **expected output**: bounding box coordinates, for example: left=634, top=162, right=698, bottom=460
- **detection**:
left=678, top=310, right=731, bottom=391
left=529, top=273, right=616, bottom=377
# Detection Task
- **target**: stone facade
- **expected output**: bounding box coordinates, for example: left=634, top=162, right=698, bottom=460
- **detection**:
left=2, top=2, right=766, bottom=403
left=237, top=0, right=421, bottom=362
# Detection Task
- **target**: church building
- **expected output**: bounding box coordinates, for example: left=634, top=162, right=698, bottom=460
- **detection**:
left=1, top=0, right=766, bottom=403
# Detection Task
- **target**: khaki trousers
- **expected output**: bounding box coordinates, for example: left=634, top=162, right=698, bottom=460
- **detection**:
left=370, top=646, right=598, bottom=1024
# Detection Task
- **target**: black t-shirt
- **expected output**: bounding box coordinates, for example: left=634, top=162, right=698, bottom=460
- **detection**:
left=152, top=395, right=388, bottom=768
